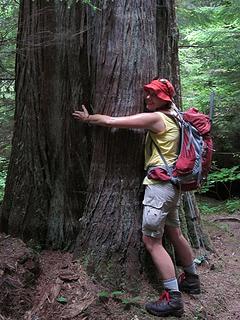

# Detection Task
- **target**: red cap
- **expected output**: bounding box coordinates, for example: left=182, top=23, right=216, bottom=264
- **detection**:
left=144, top=78, right=175, bottom=102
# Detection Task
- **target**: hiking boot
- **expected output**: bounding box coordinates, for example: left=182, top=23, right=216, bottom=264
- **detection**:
left=178, top=272, right=201, bottom=294
left=145, top=290, right=184, bottom=317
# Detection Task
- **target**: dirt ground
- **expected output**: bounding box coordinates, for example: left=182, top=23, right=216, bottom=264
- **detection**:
left=0, top=211, right=240, bottom=320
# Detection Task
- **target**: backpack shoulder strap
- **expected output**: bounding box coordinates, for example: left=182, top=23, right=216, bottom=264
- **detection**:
left=157, top=104, right=183, bottom=127
left=148, top=133, right=173, bottom=176
left=158, top=107, right=184, bottom=154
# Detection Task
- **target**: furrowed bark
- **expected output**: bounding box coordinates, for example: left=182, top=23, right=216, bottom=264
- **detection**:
left=74, top=0, right=158, bottom=287
left=1, top=1, right=89, bottom=249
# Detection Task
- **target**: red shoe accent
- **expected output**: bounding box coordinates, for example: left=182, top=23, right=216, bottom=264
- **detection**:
left=159, top=290, right=170, bottom=302
left=178, top=272, right=186, bottom=284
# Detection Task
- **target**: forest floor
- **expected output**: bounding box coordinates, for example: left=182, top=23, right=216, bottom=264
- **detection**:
left=0, top=200, right=240, bottom=320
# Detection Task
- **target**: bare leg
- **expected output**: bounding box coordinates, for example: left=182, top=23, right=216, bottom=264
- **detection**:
left=143, top=234, right=185, bottom=317
left=142, top=235, right=176, bottom=280
left=164, top=226, right=193, bottom=267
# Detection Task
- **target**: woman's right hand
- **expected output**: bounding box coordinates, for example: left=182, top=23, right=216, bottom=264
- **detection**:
left=72, top=105, right=90, bottom=122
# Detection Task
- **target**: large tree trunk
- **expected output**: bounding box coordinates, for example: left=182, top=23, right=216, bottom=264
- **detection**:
left=74, top=0, right=158, bottom=287
left=0, top=1, right=89, bottom=249
left=0, top=0, right=210, bottom=287
left=74, top=0, right=211, bottom=288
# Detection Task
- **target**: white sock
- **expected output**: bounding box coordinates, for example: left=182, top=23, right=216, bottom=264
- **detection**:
left=163, top=278, right=179, bottom=291
left=183, top=262, right=197, bottom=275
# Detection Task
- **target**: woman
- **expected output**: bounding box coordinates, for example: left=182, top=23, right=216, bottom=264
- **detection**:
left=73, top=78, right=200, bottom=318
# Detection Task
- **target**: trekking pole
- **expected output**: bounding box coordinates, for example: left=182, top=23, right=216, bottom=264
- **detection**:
left=185, top=192, right=208, bottom=264
left=209, top=91, right=215, bottom=124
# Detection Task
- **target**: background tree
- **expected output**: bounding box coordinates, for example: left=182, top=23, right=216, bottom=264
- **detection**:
left=157, top=0, right=181, bottom=106
left=0, top=0, right=90, bottom=249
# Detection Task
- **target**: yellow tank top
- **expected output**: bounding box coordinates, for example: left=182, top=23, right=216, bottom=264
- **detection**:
left=143, top=112, right=180, bottom=185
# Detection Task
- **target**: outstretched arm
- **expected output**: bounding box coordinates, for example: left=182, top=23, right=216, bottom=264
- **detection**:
left=72, top=105, right=165, bottom=133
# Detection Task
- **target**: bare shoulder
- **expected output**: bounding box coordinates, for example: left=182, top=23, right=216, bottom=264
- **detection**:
left=154, top=111, right=166, bottom=119
left=140, top=112, right=164, bottom=121
left=144, top=112, right=166, bottom=133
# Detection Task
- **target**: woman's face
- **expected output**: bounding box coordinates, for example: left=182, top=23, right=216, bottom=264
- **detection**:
left=145, top=89, right=169, bottom=111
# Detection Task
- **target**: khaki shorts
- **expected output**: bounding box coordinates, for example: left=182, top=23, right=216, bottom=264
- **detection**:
left=142, top=182, right=181, bottom=239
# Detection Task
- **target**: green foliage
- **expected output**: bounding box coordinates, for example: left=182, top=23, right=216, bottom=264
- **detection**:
left=0, top=0, right=17, bottom=167
left=98, top=290, right=125, bottom=299
left=193, top=306, right=207, bottom=320
left=111, top=290, right=125, bottom=297
left=98, top=291, right=110, bottom=298
left=198, top=202, right=220, bottom=215
left=178, top=1, right=240, bottom=108
left=0, top=171, right=7, bottom=201
left=200, top=165, right=240, bottom=194
left=30, top=0, right=100, bottom=11
left=68, top=0, right=100, bottom=11
left=81, top=0, right=100, bottom=11
left=120, top=296, right=140, bottom=305
left=27, top=239, right=43, bottom=253
left=0, top=156, right=8, bottom=202
left=0, top=0, right=18, bottom=92
left=97, top=290, right=140, bottom=308
left=177, top=0, right=240, bottom=161
left=56, top=296, right=68, bottom=304
left=198, top=197, right=240, bottom=215
left=225, top=198, right=240, bottom=213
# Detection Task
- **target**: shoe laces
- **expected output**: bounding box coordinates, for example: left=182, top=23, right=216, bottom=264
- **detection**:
left=159, top=290, right=170, bottom=302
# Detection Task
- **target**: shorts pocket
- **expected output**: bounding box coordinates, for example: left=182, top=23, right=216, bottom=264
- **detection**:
left=142, top=201, right=166, bottom=231
left=142, top=196, right=163, bottom=209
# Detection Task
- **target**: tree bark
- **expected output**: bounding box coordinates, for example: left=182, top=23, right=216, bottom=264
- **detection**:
left=0, top=1, right=89, bottom=249
left=0, top=0, right=211, bottom=288
left=74, top=0, right=209, bottom=290
left=74, top=0, right=158, bottom=287
left=183, top=192, right=213, bottom=251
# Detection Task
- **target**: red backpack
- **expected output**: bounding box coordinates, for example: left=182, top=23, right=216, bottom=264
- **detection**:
left=147, top=108, right=213, bottom=191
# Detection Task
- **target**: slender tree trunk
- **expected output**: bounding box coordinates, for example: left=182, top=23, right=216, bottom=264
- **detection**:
left=0, top=1, right=89, bottom=249
left=74, top=0, right=158, bottom=287
left=183, top=192, right=213, bottom=251
left=156, top=0, right=181, bottom=106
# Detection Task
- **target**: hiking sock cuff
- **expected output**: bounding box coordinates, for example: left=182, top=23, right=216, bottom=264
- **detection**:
left=163, top=278, right=179, bottom=291
left=183, top=262, right=197, bottom=275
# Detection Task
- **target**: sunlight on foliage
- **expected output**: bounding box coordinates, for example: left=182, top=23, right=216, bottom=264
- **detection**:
left=0, top=1, right=17, bottom=107
left=0, top=1, right=16, bottom=182
left=0, top=156, right=7, bottom=201
left=225, top=199, right=240, bottom=213
left=200, top=165, right=240, bottom=194
left=31, top=0, right=100, bottom=11
left=177, top=0, right=240, bottom=167
left=178, top=0, right=240, bottom=109
left=97, top=290, right=140, bottom=308
left=198, top=198, right=240, bottom=215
